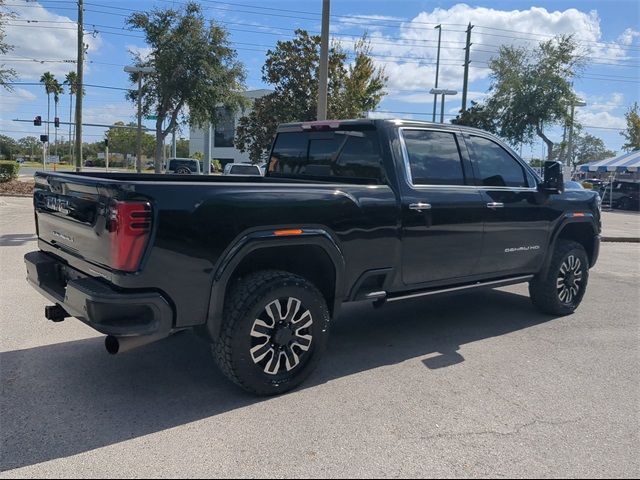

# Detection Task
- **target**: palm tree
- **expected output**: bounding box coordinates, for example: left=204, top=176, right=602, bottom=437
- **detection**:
left=52, top=79, right=64, bottom=156
left=64, top=71, right=78, bottom=160
left=39, top=72, right=56, bottom=146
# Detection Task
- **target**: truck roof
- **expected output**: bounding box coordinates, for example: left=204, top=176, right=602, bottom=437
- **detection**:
left=276, top=118, right=488, bottom=135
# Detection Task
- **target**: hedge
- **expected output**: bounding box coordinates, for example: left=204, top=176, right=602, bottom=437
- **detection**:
left=0, top=161, right=20, bottom=183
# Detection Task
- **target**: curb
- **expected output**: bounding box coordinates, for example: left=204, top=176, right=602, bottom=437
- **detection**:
left=0, top=194, right=32, bottom=198
left=602, top=237, right=640, bottom=243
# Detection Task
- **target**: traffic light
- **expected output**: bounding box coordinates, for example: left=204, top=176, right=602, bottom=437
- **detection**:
left=54, top=117, right=60, bottom=128
left=34, top=116, right=42, bottom=126
left=104, top=138, right=109, bottom=147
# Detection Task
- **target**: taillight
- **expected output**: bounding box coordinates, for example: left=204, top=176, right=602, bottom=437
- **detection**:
left=108, top=201, right=152, bottom=272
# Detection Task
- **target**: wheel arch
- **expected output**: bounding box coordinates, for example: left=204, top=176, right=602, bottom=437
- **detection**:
left=542, top=215, right=599, bottom=277
left=204, top=228, right=345, bottom=340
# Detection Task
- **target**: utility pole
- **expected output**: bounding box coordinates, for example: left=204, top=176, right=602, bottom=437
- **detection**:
left=461, top=23, right=473, bottom=114
left=432, top=25, right=442, bottom=122
left=171, top=127, right=177, bottom=158
left=317, top=0, right=330, bottom=121
left=74, top=0, right=84, bottom=172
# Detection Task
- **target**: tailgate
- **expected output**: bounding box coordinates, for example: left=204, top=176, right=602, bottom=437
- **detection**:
left=33, top=172, right=149, bottom=272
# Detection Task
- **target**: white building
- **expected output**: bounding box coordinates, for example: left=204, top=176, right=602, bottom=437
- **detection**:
left=189, top=89, right=272, bottom=166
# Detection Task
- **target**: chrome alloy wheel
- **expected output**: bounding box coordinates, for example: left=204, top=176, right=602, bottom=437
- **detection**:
left=249, top=297, right=314, bottom=375
left=557, top=254, right=583, bottom=304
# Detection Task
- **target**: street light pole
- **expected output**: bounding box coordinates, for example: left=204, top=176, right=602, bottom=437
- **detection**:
left=432, top=25, right=442, bottom=122
left=566, top=99, right=586, bottom=167
left=430, top=88, right=458, bottom=124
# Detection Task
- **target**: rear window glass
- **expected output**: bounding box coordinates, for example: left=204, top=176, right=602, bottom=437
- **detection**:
left=268, top=131, right=383, bottom=183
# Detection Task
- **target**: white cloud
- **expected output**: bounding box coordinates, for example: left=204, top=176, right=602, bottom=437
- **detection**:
left=345, top=5, right=635, bottom=94
left=82, top=102, right=137, bottom=127
left=576, top=110, right=626, bottom=130
left=618, top=28, right=640, bottom=46
left=127, top=45, right=153, bottom=63
left=2, top=2, right=102, bottom=80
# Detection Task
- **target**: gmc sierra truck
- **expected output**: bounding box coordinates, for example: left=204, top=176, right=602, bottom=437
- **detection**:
left=25, top=119, right=601, bottom=395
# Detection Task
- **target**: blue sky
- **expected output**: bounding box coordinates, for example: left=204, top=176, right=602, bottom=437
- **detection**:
left=1, top=0, right=639, bottom=158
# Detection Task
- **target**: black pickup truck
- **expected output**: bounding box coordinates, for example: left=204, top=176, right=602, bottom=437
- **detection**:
left=25, top=119, right=601, bottom=395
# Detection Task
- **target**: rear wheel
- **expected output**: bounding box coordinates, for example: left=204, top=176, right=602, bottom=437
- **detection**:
left=212, top=270, right=330, bottom=396
left=529, top=240, right=589, bottom=315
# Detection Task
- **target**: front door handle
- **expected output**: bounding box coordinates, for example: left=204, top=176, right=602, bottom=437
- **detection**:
left=409, top=202, right=432, bottom=212
left=487, top=202, right=504, bottom=209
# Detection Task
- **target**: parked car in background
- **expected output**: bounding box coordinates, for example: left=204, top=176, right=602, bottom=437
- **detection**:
left=565, top=181, right=585, bottom=191
left=166, top=157, right=202, bottom=174
left=582, top=178, right=606, bottom=190
left=222, top=163, right=262, bottom=176
left=84, top=160, right=94, bottom=167
left=600, top=180, right=640, bottom=210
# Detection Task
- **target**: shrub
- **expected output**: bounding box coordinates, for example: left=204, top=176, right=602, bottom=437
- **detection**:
left=0, top=161, right=20, bottom=182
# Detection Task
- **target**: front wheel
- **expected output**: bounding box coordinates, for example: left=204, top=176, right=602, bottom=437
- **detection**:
left=529, top=240, right=589, bottom=316
left=212, top=270, right=331, bottom=396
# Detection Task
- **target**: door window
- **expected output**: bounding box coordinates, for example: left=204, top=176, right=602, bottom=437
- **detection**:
left=467, top=135, right=529, bottom=187
left=402, top=130, right=465, bottom=185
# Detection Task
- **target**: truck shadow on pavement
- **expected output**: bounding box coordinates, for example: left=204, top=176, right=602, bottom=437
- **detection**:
left=1, top=288, right=554, bottom=472
left=0, top=233, right=37, bottom=247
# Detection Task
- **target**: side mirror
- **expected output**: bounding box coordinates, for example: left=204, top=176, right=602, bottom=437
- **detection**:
left=540, top=161, right=564, bottom=194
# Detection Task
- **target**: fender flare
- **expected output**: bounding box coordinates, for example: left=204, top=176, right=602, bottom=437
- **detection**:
left=204, top=227, right=346, bottom=340
left=540, top=213, right=598, bottom=278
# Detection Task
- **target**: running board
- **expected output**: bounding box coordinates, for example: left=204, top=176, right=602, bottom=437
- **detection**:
left=385, top=275, right=534, bottom=303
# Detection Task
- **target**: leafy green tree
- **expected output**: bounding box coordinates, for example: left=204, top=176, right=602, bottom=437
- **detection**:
left=51, top=78, right=64, bottom=155
left=176, top=138, right=189, bottom=157
left=64, top=71, right=81, bottom=159
left=235, top=29, right=387, bottom=162
left=550, top=129, right=616, bottom=165
left=0, top=134, right=18, bottom=159
left=0, top=1, right=16, bottom=90
left=106, top=122, right=155, bottom=156
left=451, top=101, right=497, bottom=132
left=18, top=136, right=41, bottom=160
left=465, top=36, right=583, bottom=160
left=39, top=72, right=57, bottom=141
left=620, top=102, right=640, bottom=151
left=126, top=2, right=246, bottom=171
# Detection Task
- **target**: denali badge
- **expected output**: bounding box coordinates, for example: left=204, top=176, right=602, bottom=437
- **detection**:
left=505, top=245, right=540, bottom=253
left=46, top=196, right=70, bottom=214
left=52, top=230, right=74, bottom=243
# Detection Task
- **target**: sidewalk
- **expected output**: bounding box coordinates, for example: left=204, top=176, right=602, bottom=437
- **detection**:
left=601, top=210, right=640, bottom=242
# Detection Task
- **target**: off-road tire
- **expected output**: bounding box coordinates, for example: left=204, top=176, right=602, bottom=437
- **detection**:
left=529, top=240, right=589, bottom=315
left=212, top=270, right=330, bottom=396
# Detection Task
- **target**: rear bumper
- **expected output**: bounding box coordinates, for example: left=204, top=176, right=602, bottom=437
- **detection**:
left=24, top=251, right=173, bottom=337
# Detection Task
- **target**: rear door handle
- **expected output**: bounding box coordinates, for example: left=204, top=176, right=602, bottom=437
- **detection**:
left=409, top=203, right=432, bottom=212
left=487, top=202, right=504, bottom=209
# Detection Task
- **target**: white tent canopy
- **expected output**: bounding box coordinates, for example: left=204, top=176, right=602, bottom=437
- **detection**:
left=579, top=150, right=640, bottom=173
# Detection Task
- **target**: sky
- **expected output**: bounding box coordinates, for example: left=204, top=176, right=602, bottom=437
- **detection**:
left=1, top=0, right=639, bottom=159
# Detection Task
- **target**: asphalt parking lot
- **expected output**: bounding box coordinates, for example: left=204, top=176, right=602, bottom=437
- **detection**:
left=1, top=196, right=638, bottom=478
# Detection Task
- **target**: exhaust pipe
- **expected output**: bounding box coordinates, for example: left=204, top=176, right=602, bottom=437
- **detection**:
left=105, top=331, right=170, bottom=355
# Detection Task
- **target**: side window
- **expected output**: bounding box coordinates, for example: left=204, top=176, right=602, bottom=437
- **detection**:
left=402, top=130, right=465, bottom=185
left=467, top=135, right=529, bottom=188
left=269, top=131, right=383, bottom=182
left=269, top=132, right=309, bottom=175
left=334, top=132, right=384, bottom=180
